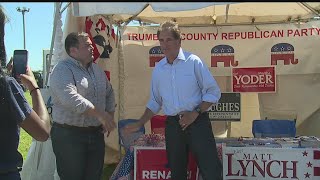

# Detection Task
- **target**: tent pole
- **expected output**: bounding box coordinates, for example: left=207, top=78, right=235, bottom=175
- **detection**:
left=300, top=2, right=320, bottom=16
left=123, top=3, right=150, bottom=26
left=225, top=4, right=230, bottom=23
left=226, top=76, right=231, bottom=137
left=175, top=19, right=317, bottom=27
left=136, top=18, right=318, bottom=28
left=60, top=2, right=71, bottom=14
left=46, top=2, right=62, bottom=87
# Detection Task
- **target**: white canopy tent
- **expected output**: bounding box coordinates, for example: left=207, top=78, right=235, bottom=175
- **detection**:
left=70, top=2, right=320, bottom=25
left=48, top=2, right=320, bottom=65
left=49, top=1, right=320, bottom=162
left=21, top=3, right=320, bottom=180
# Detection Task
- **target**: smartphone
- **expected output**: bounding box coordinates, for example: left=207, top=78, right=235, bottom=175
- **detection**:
left=12, top=50, right=28, bottom=81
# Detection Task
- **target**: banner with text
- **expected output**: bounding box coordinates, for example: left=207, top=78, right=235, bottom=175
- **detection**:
left=208, top=92, right=241, bottom=121
left=232, top=67, right=276, bottom=93
left=223, top=146, right=320, bottom=180
left=134, top=148, right=198, bottom=180
left=123, top=21, right=320, bottom=76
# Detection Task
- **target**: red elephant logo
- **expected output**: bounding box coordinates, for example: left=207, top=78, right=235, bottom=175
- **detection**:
left=149, top=46, right=165, bottom=67
left=211, top=45, right=238, bottom=67
left=271, top=43, right=298, bottom=65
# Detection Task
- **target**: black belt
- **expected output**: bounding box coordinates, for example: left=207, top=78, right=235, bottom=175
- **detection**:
left=168, top=112, right=207, bottom=120
left=53, top=122, right=102, bottom=132
left=168, top=114, right=184, bottom=120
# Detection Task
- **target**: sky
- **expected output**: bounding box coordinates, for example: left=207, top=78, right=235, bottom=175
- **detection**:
left=2, top=2, right=67, bottom=71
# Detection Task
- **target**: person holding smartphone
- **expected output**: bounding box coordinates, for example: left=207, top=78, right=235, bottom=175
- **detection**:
left=12, top=50, right=29, bottom=83
left=0, top=5, right=51, bottom=180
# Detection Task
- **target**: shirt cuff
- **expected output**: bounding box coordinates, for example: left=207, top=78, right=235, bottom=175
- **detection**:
left=146, top=101, right=161, bottom=114
left=202, top=94, right=220, bottom=104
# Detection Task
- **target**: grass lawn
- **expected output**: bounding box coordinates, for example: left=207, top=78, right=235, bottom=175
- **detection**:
left=18, top=91, right=33, bottom=160
left=19, top=91, right=117, bottom=179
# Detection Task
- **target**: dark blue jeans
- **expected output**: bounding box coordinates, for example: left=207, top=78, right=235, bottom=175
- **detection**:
left=51, top=123, right=105, bottom=180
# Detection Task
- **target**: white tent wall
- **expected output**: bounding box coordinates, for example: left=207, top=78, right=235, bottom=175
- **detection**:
left=120, top=22, right=320, bottom=135
left=121, top=25, right=266, bottom=138
left=52, top=2, right=320, bottom=164
left=299, top=105, right=320, bottom=135
left=259, top=74, right=320, bottom=136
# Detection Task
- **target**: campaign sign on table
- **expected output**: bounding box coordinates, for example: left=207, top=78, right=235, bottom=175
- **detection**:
left=232, top=67, right=276, bottom=93
left=134, top=147, right=198, bottom=180
left=208, top=92, right=241, bottom=121
left=223, top=146, right=320, bottom=180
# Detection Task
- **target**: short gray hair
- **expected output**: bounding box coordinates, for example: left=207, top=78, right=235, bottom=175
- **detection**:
left=157, top=21, right=181, bottom=40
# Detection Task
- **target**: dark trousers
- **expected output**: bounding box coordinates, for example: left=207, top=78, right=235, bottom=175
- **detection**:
left=165, top=113, right=222, bottom=180
left=0, top=172, right=20, bottom=180
left=50, top=123, right=105, bottom=180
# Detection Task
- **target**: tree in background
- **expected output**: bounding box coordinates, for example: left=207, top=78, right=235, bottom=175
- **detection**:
left=2, top=58, right=43, bottom=88
left=33, top=70, right=43, bottom=88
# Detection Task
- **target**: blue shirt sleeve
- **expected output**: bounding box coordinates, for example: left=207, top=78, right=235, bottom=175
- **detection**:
left=193, top=55, right=221, bottom=104
left=7, top=77, right=32, bottom=123
left=146, top=68, right=162, bottom=114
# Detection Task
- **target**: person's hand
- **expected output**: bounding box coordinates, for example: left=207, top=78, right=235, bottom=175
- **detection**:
left=6, top=57, right=13, bottom=73
left=121, top=122, right=142, bottom=135
left=105, top=117, right=116, bottom=137
left=179, top=111, right=199, bottom=131
left=20, top=66, right=38, bottom=91
left=98, top=112, right=116, bottom=136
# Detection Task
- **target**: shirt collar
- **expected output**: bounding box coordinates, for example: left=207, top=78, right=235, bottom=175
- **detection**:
left=67, top=55, right=92, bottom=69
left=176, top=48, right=186, bottom=61
left=161, top=48, right=186, bottom=67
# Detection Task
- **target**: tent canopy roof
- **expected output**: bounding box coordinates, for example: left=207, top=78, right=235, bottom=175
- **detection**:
left=71, top=2, right=320, bottom=26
